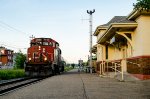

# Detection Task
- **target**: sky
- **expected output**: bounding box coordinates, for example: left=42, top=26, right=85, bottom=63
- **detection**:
left=0, top=0, right=136, bottom=63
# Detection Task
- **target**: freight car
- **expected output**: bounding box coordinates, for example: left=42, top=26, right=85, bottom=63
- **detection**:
left=25, top=38, right=64, bottom=77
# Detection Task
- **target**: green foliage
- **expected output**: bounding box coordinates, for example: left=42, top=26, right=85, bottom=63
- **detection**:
left=83, top=62, right=88, bottom=66
left=64, top=66, right=73, bottom=72
left=61, top=61, right=66, bottom=66
left=71, top=63, right=75, bottom=68
left=0, top=69, right=25, bottom=80
left=15, top=51, right=26, bottom=69
left=133, top=0, right=150, bottom=11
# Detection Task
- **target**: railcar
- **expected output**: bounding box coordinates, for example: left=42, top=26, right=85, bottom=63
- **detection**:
left=25, top=38, right=64, bottom=77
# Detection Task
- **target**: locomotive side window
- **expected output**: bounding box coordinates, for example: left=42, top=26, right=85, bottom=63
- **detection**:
left=53, top=42, right=55, bottom=47
left=59, top=49, right=62, bottom=54
left=56, top=44, right=59, bottom=48
left=49, top=42, right=53, bottom=46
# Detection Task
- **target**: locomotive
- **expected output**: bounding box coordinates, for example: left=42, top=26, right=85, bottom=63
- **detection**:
left=25, top=38, right=64, bottom=77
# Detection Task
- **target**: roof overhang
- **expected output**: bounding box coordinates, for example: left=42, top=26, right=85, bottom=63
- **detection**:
left=97, top=23, right=138, bottom=44
left=93, top=26, right=107, bottom=36
left=127, top=9, right=150, bottom=20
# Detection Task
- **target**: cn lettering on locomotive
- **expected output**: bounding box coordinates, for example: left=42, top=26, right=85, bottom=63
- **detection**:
left=25, top=38, right=64, bottom=77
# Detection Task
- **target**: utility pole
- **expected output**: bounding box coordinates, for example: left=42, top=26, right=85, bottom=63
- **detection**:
left=87, top=9, right=95, bottom=74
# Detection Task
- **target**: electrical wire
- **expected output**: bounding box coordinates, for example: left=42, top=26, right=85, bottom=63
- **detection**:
left=0, top=20, right=31, bottom=51
left=0, top=20, right=30, bottom=36
left=0, top=42, right=27, bottom=51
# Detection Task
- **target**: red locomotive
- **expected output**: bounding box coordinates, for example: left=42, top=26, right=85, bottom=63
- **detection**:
left=25, top=38, right=64, bottom=76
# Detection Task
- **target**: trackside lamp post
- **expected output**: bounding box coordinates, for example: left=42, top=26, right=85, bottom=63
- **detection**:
left=87, top=9, right=95, bottom=74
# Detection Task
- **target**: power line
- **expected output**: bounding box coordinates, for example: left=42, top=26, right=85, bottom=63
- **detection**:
left=0, top=24, right=16, bottom=32
left=0, top=20, right=31, bottom=51
left=0, top=20, right=30, bottom=36
left=0, top=43, right=27, bottom=50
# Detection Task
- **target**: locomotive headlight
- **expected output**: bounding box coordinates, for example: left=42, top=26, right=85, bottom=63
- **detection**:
left=29, top=58, right=31, bottom=61
left=44, top=57, right=47, bottom=61
left=39, top=46, right=41, bottom=51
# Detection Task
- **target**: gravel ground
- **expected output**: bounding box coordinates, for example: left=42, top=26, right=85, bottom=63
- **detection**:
left=0, top=69, right=150, bottom=99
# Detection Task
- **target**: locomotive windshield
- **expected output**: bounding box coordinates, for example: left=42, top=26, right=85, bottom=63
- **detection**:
left=30, top=38, right=56, bottom=47
left=43, top=42, right=49, bottom=45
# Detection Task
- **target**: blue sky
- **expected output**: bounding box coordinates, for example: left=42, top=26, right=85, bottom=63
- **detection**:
left=0, top=0, right=136, bottom=63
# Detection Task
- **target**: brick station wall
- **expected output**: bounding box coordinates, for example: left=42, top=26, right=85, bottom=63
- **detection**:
left=127, top=56, right=150, bottom=75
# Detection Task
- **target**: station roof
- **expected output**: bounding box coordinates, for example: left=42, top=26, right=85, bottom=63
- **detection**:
left=101, top=16, right=136, bottom=27
left=93, top=16, right=136, bottom=36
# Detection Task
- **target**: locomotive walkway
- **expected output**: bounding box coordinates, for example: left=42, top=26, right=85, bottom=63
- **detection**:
left=0, top=69, right=150, bottom=99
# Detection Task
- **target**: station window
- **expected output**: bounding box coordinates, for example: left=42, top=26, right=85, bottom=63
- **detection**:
left=106, top=45, right=108, bottom=59
left=1, top=50, right=4, bottom=54
left=8, top=56, right=10, bottom=59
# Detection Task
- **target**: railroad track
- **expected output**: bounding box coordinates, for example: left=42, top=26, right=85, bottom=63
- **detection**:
left=0, top=77, right=46, bottom=96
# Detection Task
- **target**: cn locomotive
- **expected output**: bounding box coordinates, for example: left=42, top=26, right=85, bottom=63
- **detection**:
left=25, top=38, right=64, bottom=77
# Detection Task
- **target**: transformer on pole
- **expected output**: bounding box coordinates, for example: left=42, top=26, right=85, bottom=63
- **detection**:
left=87, top=9, right=95, bottom=74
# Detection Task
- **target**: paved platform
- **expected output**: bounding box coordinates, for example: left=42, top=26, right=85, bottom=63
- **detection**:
left=1, top=69, right=150, bottom=99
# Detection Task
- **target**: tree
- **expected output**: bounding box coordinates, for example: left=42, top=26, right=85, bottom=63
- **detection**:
left=71, top=63, right=75, bottom=68
left=14, top=51, right=26, bottom=69
left=133, top=0, right=150, bottom=11
left=83, top=61, right=88, bottom=66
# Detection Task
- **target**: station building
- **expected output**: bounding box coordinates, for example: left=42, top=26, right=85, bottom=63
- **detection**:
left=93, top=9, right=150, bottom=80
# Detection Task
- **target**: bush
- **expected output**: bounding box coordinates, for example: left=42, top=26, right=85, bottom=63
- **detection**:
left=14, top=51, right=26, bottom=69
left=0, top=69, right=25, bottom=80
left=64, top=66, right=73, bottom=72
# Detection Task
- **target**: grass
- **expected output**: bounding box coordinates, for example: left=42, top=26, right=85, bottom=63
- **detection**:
left=0, top=69, right=25, bottom=80
left=64, top=66, right=74, bottom=72
left=0, top=66, right=73, bottom=80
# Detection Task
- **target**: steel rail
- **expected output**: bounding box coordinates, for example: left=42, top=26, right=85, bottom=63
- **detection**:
left=0, top=77, right=46, bottom=96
